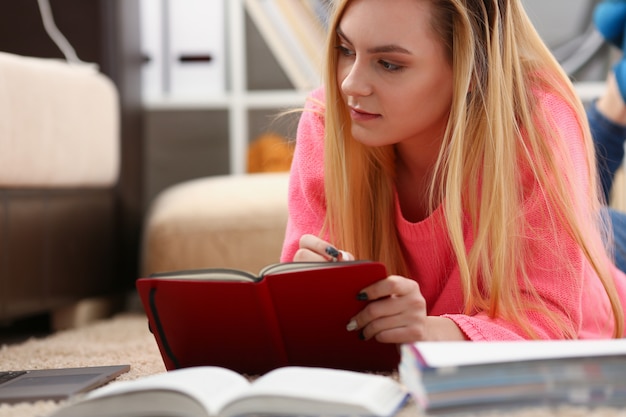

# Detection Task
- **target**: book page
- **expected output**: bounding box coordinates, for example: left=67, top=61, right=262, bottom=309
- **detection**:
left=149, top=268, right=259, bottom=282
left=79, top=367, right=251, bottom=415
left=410, top=339, right=626, bottom=369
left=259, top=261, right=356, bottom=276
left=220, top=367, right=407, bottom=417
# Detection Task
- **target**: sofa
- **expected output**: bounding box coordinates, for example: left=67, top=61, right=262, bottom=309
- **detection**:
left=0, top=52, right=123, bottom=325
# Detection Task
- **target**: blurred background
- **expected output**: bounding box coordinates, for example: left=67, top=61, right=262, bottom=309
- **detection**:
left=0, top=0, right=615, bottom=331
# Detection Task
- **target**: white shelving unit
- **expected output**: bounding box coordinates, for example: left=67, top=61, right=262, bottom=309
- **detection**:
left=143, top=0, right=310, bottom=175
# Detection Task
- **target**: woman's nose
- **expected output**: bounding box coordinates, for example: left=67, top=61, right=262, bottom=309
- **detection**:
left=340, top=61, right=372, bottom=98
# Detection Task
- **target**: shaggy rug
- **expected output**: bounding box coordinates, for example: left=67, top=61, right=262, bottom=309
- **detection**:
left=1, top=312, right=625, bottom=417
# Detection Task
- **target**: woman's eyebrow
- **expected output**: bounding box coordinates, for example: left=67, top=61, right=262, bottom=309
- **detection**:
left=336, top=26, right=412, bottom=55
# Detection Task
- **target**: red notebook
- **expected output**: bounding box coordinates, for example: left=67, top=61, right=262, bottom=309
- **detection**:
left=136, top=261, right=400, bottom=375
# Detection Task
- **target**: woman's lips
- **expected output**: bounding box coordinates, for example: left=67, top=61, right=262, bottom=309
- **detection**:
left=349, top=107, right=380, bottom=122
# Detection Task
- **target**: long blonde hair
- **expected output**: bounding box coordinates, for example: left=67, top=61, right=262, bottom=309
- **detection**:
left=321, top=0, right=624, bottom=338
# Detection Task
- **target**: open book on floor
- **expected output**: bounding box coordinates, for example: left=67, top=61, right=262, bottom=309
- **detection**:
left=136, top=261, right=400, bottom=374
left=399, top=338, right=626, bottom=415
left=50, top=366, right=409, bottom=417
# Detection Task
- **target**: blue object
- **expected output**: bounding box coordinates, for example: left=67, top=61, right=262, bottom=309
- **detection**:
left=586, top=102, right=626, bottom=274
left=608, top=207, right=626, bottom=274
left=615, top=60, right=626, bottom=104
left=594, top=0, right=626, bottom=102
left=594, top=0, right=626, bottom=48
left=587, top=100, right=626, bottom=202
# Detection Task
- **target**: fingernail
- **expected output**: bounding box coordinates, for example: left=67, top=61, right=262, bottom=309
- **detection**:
left=325, top=246, right=340, bottom=261
left=358, top=330, right=366, bottom=341
left=346, top=319, right=358, bottom=331
left=356, top=292, right=368, bottom=301
left=339, top=250, right=352, bottom=261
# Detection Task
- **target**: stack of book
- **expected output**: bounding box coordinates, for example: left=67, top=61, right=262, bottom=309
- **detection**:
left=399, top=339, right=626, bottom=415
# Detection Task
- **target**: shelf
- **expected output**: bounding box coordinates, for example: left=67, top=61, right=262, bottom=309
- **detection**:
left=141, top=0, right=324, bottom=174
left=143, top=90, right=309, bottom=110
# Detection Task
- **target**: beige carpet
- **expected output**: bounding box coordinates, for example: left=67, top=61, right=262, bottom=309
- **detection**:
left=0, top=313, right=165, bottom=417
left=1, top=312, right=626, bottom=417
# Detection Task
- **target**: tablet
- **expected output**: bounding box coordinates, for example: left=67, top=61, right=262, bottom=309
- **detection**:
left=0, top=365, right=130, bottom=404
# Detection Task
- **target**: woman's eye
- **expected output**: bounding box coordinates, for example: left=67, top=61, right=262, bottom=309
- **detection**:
left=335, top=45, right=354, bottom=57
left=380, top=60, right=402, bottom=72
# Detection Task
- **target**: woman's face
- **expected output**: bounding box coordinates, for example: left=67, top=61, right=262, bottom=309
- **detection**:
left=336, top=0, right=454, bottom=148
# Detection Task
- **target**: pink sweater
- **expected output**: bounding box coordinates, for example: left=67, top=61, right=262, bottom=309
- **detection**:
left=280, top=87, right=626, bottom=340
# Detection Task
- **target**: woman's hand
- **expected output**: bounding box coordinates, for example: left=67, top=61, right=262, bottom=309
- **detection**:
left=347, top=275, right=467, bottom=343
left=296, top=234, right=466, bottom=341
left=294, top=234, right=355, bottom=262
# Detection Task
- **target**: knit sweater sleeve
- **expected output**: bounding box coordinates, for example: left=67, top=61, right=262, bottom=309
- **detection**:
left=280, top=88, right=327, bottom=262
left=442, top=90, right=620, bottom=340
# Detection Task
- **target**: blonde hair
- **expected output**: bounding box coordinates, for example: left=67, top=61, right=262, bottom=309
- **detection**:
left=321, top=0, right=624, bottom=338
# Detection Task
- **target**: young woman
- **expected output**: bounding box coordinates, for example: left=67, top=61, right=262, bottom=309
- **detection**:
left=281, top=0, right=626, bottom=342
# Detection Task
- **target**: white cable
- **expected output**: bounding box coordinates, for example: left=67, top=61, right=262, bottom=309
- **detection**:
left=37, top=0, right=97, bottom=69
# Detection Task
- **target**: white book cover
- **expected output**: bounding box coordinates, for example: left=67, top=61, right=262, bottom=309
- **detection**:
left=405, top=338, right=626, bottom=369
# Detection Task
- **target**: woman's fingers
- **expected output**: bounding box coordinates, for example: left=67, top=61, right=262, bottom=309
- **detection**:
left=294, top=234, right=355, bottom=262
left=357, top=274, right=420, bottom=302
left=346, top=275, right=428, bottom=343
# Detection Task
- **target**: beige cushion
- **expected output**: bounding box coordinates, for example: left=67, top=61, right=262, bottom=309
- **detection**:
left=141, top=173, right=289, bottom=276
left=0, top=52, right=119, bottom=187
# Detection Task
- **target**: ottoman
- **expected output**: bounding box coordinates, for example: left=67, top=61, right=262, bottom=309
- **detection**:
left=141, top=172, right=290, bottom=276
